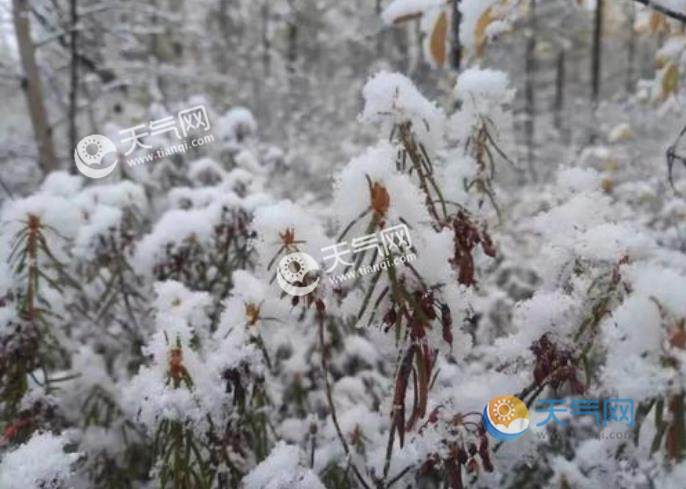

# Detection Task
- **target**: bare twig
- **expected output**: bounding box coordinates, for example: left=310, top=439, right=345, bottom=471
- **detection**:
left=0, top=175, right=15, bottom=200
left=667, top=124, right=686, bottom=193
left=632, top=0, right=686, bottom=24
left=317, top=311, right=372, bottom=489
left=386, top=464, right=413, bottom=488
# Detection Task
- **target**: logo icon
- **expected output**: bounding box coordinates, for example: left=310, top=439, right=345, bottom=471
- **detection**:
left=483, top=395, right=530, bottom=441
left=74, top=134, right=118, bottom=179
left=276, top=252, right=320, bottom=296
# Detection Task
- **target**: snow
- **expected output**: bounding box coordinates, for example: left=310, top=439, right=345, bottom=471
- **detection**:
left=493, top=290, right=579, bottom=357
left=361, top=71, right=446, bottom=149
left=602, top=295, right=669, bottom=399
left=217, top=107, right=257, bottom=143
left=555, top=167, right=603, bottom=195
left=123, top=280, right=260, bottom=431
left=623, top=262, right=686, bottom=318
left=252, top=199, right=330, bottom=265
left=460, top=0, right=500, bottom=51
left=243, top=442, right=325, bottom=489
left=0, top=432, right=79, bottom=489
left=450, top=67, right=514, bottom=146
left=455, top=67, right=512, bottom=101
left=3, top=7, right=686, bottom=487
left=40, top=171, right=83, bottom=197
left=188, top=156, right=225, bottom=183
left=381, top=0, right=445, bottom=25
left=73, top=205, right=123, bottom=259
left=333, top=142, right=431, bottom=231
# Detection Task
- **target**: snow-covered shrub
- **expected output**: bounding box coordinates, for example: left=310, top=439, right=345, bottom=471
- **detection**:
left=0, top=432, right=79, bottom=489
left=1, top=62, right=686, bottom=489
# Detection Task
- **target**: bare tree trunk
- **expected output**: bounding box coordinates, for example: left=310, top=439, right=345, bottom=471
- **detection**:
left=12, top=0, right=58, bottom=173
left=451, top=0, right=462, bottom=71
left=30, top=6, right=115, bottom=83
left=591, top=0, right=603, bottom=105
left=415, top=18, right=425, bottom=71
left=392, top=26, right=410, bottom=72
left=217, top=0, right=231, bottom=72
left=287, top=3, right=297, bottom=76
left=68, top=0, right=78, bottom=174
left=553, top=50, right=565, bottom=132
left=262, top=2, right=271, bottom=77
left=376, top=0, right=384, bottom=57
left=524, top=0, right=537, bottom=181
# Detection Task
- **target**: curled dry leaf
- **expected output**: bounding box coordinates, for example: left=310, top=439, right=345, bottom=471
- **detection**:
left=392, top=344, right=416, bottom=447
left=168, top=347, right=186, bottom=388
left=370, top=181, right=391, bottom=218
left=244, top=303, right=261, bottom=326
left=474, top=7, right=493, bottom=57
left=429, top=11, right=448, bottom=67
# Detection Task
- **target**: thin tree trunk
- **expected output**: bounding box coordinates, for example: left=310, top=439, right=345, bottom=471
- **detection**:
left=287, top=23, right=297, bottom=73
left=554, top=50, right=565, bottom=131
left=376, top=0, right=384, bottom=57
left=591, top=0, right=603, bottom=105
left=30, top=6, right=114, bottom=83
left=451, top=0, right=462, bottom=71
left=415, top=18, right=425, bottom=70
left=262, top=2, right=271, bottom=77
left=287, top=4, right=297, bottom=76
left=524, top=0, right=537, bottom=181
left=217, top=0, right=231, bottom=72
left=392, top=26, right=410, bottom=72
left=68, top=0, right=79, bottom=174
left=12, top=0, right=58, bottom=173
left=626, top=3, right=636, bottom=93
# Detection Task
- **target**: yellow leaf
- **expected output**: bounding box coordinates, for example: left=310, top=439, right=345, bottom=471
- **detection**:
left=662, top=63, right=679, bottom=100
left=650, top=12, right=668, bottom=35
left=429, top=11, right=448, bottom=68
left=474, top=7, right=493, bottom=58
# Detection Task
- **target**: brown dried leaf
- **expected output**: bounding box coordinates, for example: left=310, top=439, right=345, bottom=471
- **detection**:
left=429, top=11, right=448, bottom=67
left=393, top=345, right=416, bottom=447
left=446, top=451, right=463, bottom=489
left=669, top=319, right=686, bottom=350
left=245, top=303, right=260, bottom=325
left=474, top=7, right=493, bottom=57
left=370, top=181, right=390, bottom=217
left=393, top=12, right=423, bottom=25
left=441, top=304, right=453, bottom=347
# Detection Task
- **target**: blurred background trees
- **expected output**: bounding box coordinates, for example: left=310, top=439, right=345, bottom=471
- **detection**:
left=1, top=0, right=683, bottom=197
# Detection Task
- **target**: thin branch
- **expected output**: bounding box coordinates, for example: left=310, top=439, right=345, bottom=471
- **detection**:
left=317, top=312, right=372, bottom=489
left=0, top=176, right=15, bottom=200
left=666, top=124, right=686, bottom=192
left=386, top=465, right=414, bottom=488
left=632, top=0, right=686, bottom=23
